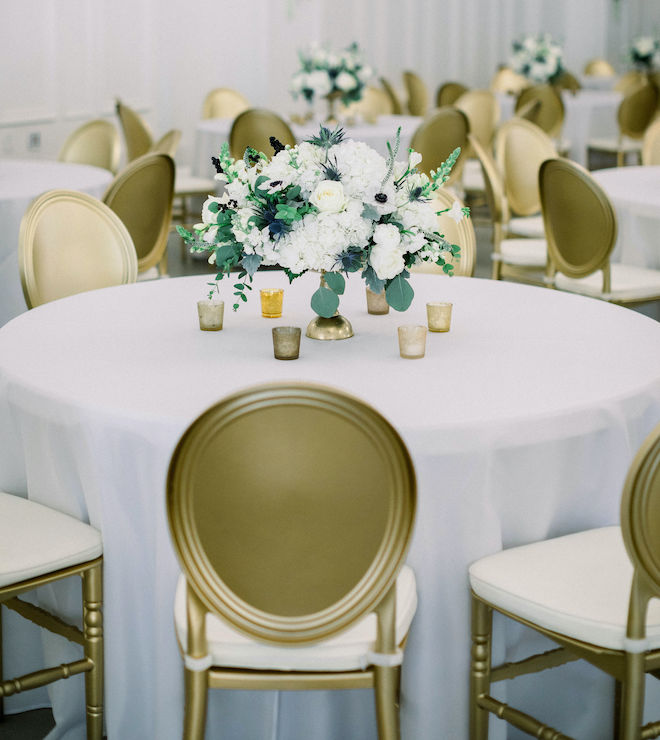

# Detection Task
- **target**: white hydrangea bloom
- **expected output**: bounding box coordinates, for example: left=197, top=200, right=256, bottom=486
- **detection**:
left=331, top=141, right=387, bottom=199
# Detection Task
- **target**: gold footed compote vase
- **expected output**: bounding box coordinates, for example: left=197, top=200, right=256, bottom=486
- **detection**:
left=306, top=272, right=354, bottom=340
left=324, top=91, right=342, bottom=126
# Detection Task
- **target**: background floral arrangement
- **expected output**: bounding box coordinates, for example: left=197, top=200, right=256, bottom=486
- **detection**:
left=629, top=36, right=660, bottom=71
left=510, top=33, right=564, bottom=84
left=289, top=42, right=373, bottom=106
left=178, top=126, right=467, bottom=317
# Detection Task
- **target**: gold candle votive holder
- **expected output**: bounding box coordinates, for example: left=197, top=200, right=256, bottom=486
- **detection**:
left=398, top=325, right=427, bottom=359
left=366, top=287, right=389, bottom=315
left=197, top=299, right=224, bottom=331
left=272, top=326, right=301, bottom=360
left=260, top=288, right=284, bottom=318
left=426, top=302, right=453, bottom=332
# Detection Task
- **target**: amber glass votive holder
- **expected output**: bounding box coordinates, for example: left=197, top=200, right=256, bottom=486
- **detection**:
left=426, top=302, right=453, bottom=332
left=260, top=289, right=284, bottom=318
left=197, top=299, right=224, bottom=331
left=272, top=326, right=301, bottom=360
left=366, top=287, right=390, bottom=315
left=398, top=325, right=427, bottom=359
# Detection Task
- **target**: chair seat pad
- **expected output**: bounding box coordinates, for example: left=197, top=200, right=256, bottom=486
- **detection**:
left=554, top=263, right=660, bottom=301
left=470, top=526, right=660, bottom=652
left=462, top=159, right=485, bottom=192
left=0, top=492, right=102, bottom=588
left=175, top=565, right=417, bottom=672
left=507, top=215, right=545, bottom=239
left=494, top=238, right=547, bottom=266
left=588, top=136, right=642, bottom=153
left=175, top=174, right=217, bottom=198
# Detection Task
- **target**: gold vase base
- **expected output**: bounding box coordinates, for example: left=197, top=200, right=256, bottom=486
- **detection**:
left=306, top=314, right=354, bottom=340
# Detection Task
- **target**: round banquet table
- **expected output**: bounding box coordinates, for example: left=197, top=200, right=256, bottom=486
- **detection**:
left=592, top=166, right=660, bottom=270
left=193, top=114, right=421, bottom=177
left=1, top=273, right=660, bottom=739
left=0, top=159, right=113, bottom=328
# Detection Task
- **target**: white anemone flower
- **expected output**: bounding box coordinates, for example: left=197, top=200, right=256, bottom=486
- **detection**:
left=447, top=201, right=465, bottom=224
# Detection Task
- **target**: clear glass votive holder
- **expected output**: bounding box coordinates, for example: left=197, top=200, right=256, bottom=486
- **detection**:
left=260, top=289, right=284, bottom=318
left=426, top=302, right=453, bottom=332
left=398, top=325, right=427, bottom=359
left=272, top=326, right=301, bottom=360
left=366, top=287, right=390, bottom=315
left=197, top=299, right=224, bottom=331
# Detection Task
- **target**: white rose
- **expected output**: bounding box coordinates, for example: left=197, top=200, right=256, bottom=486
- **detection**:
left=335, top=71, right=358, bottom=92
left=310, top=180, right=346, bottom=213
left=373, top=223, right=401, bottom=251
left=369, top=242, right=405, bottom=281
left=636, top=37, right=655, bottom=56
left=307, top=70, right=332, bottom=97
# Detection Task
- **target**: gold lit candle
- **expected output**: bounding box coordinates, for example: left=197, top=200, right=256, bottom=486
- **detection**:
left=397, top=325, right=427, bottom=359
left=366, top=287, right=390, bottom=315
left=272, top=326, right=301, bottom=360
left=197, top=299, right=224, bottom=331
left=260, top=289, right=284, bottom=318
left=426, top=302, right=453, bottom=332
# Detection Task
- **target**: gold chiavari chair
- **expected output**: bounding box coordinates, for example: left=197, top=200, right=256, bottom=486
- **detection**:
left=540, top=157, right=660, bottom=305
left=642, top=118, right=660, bottom=165
left=58, top=119, right=121, bottom=175
left=103, top=153, right=175, bottom=279
left=115, top=99, right=153, bottom=162
left=403, top=70, right=429, bottom=116
left=410, top=106, right=469, bottom=189
left=18, top=190, right=137, bottom=309
left=436, top=81, right=469, bottom=108
left=380, top=77, right=404, bottom=115
left=229, top=108, right=296, bottom=160
left=201, top=88, right=249, bottom=120
left=583, top=58, right=616, bottom=78
left=0, top=492, right=103, bottom=738
left=469, top=421, right=660, bottom=740
left=167, top=382, right=418, bottom=740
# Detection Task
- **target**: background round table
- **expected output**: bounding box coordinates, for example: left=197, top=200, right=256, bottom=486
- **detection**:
left=0, top=159, right=113, bottom=328
left=1, top=273, right=660, bottom=739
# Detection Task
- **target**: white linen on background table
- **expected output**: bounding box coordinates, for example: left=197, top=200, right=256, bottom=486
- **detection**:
left=0, top=159, right=112, bottom=328
left=1, top=273, right=660, bottom=739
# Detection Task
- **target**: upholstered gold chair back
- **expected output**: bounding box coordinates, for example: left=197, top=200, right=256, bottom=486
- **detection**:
left=342, top=86, right=392, bottom=121
left=583, top=58, right=616, bottom=77
left=514, top=84, right=565, bottom=138
left=229, top=108, right=296, bottom=160
left=615, top=70, right=647, bottom=94
left=410, top=107, right=469, bottom=187
left=58, top=119, right=121, bottom=174
left=167, top=382, right=416, bottom=645
left=115, top=100, right=153, bottom=162
left=468, top=133, right=508, bottom=227
left=554, top=70, right=582, bottom=93
left=19, top=190, right=137, bottom=308
left=455, top=89, right=500, bottom=149
left=490, top=66, right=530, bottom=95
left=380, top=77, right=404, bottom=114
left=201, top=88, right=250, bottom=120
left=642, top=118, right=660, bottom=165
left=411, top=189, right=475, bottom=277
left=403, top=70, right=429, bottom=116
left=540, top=158, right=617, bottom=282
left=494, top=118, right=557, bottom=217
left=436, top=82, right=469, bottom=108
left=102, top=153, right=174, bottom=274
left=150, top=129, right=182, bottom=158
left=618, top=83, right=659, bottom=140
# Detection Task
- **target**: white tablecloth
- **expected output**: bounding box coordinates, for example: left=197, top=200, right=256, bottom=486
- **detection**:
left=2, top=273, right=660, bottom=739
left=0, top=159, right=112, bottom=328
left=193, top=115, right=421, bottom=177
left=593, top=166, right=660, bottom=270
left=496, top=89, right=621, bottom=166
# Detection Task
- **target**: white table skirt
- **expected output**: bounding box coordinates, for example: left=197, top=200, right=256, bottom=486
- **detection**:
left=0, top=159, right=112, bottom=328
left=1, top=273, right=660, bottom=739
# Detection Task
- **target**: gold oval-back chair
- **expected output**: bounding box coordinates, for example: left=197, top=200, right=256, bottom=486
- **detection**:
left=201, top=88, right=250, bottom=120
left=494, top=118, right=558, bottom=217
left=167, top=382, right=418, bottom=740
left=455, top=89, right=500, bottom=150
left=554, top=69, right=582, bottom=94
left=102, top=153, right=175, bottom=278
left=642, top=117, right=660, bottom=165
left=615, top=70, right=647, bottom=94
left=410, top=107, right=469, bottom=188
left=380, top=77, right=404, bottom=115
left=436, top=82, right=469, bottom=108
left=18, top=190, right=137, bottom=309
left=229, top=108, right=296, bottom=160
left=115, top=99, right=153, bottom=162
left=489, top=66, right=530, bottom=95
left=341, top=86, right=393, bottom=122
left=514, top=84, right=565, bottom=139
left=58, top=119, right=121, bottom=174
left=149, top=129, right=182, bottom=158
left=410, top=189, right=476, bottom=277
left=403, top=70, right=429, bottom=117
left=540, top=157, right=660, bottom=304
left=583, top=58, right=616, bottom=77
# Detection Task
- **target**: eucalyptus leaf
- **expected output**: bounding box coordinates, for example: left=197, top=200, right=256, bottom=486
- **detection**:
left=215, top=244, right=237, bottom=267
left=323, top=272, right=345, bottom=295
left=362, top=266, right=386, bottom=294
left=385, top=274, right=414, bottom=311
left=361, top=203, right=380, bottom=220
left=310, top=287, right=339, bottom=318
left=241, top=254, right=262, bottom=276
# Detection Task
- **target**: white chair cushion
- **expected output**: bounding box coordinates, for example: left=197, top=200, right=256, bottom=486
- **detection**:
left=0, top=492, right=102, bottom=588
left=554, top=264, right=660, bottom=301
left=493, top=238, right=547, bottom=266
left=470, top=526, right=660, bottom=652
left=137, top=266, right=169, bottom=281
left=175, top=565, right=417, bottom=672
left=462, top=159, right=485, bottom=192
left=507, top=215, right=545, bottom=239
left=588, top=136, right=642, bottom=153
left=175, top=173, right=217, bottom=198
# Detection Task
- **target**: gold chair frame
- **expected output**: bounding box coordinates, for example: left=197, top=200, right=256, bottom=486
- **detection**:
left=380, top=77, right=404, bottom=115
left=201, top=88, right=249, bottom=120
left=469, top=422, right=660, bottom=740
left=167, top=382, right=417, bottom=740
left=490, top=67, right=530, bottom=95
left=455, top=90, right=500, bottom=150
left=642, top=118, right=660, bottom=165
left=341, top=86, right=393, bottom=122
left=103, top=153, right=175, bottom=277
left=410, top=107, right=469, bottom=188
left=583, top=58, right=616, bottom=77
left=229, top=108, right=296, bottom=160
left=403, top=70, right=429, bottom=117
left=514, top=84, right=565, bottom=139
left=58, top=119, right=121, bottom=175
left=19, top=190, right=138, bottom=309
left=150, top=129, right=182, bottom=158
left=436, top=82, right=469, bottom=108
left=115, top=99, right=153, bottom=162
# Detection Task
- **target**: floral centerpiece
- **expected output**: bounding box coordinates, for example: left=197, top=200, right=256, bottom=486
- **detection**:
left=177, top=126, right=467, bottom=328
left=629, top=36, right=660, bottom=71
left=510, top=33, right=564, bottom=84
left=290, top=42, right=373, bottom=110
